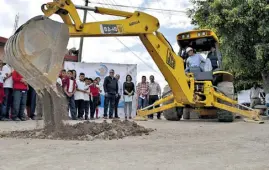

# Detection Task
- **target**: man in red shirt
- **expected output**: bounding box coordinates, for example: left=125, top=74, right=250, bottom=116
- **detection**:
left=12, top=70, right=28, bottom=121
left=90, top=79, right=100, bottom=119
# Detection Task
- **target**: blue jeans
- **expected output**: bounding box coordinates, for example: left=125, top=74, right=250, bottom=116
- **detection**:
left=137, top=97, right=148, bottom=110
left=67, top=95, right=76, bottom=120
left=1, top=88, right=13, bottom=119
left=12, top=90, right=27, bottom=119
left=104, top=94, right=116, bottom=118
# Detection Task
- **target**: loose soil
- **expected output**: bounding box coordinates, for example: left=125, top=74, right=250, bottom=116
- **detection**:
left=0, top=120, right=154, bottom=141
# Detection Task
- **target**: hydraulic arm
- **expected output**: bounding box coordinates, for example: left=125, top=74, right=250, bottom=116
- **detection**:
left=41, top=0, right=194, bottom=104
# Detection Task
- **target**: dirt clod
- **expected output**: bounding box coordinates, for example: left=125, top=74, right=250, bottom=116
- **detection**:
left=0, top=120, right=154, bottom=141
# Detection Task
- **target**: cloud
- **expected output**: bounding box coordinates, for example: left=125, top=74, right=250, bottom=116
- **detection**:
left=144, top=0, right=192, bottom=29
left=0, top=0, right=194, bottom=90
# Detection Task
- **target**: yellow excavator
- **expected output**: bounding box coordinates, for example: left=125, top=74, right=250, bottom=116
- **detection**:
left=4, top=0, right=263, bottom=124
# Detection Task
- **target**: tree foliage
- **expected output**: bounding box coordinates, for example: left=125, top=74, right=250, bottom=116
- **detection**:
left=188, top=0, right=269, bottom=92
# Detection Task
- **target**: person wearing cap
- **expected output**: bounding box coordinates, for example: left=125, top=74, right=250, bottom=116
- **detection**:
left=185, top=47, right=206, bottom=72
left=103, top=69, right=119, bottom=119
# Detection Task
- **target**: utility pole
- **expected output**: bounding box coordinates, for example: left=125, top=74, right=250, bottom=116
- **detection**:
left=13, top=13, right=20, bottom=33
left=78, top=0, right=89, bottom=62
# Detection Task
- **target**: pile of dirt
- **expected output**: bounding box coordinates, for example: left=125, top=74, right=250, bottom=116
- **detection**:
left=0, top=120, right=155, bottom=141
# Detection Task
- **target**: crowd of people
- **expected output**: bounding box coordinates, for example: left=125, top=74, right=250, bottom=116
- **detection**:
left=0, top=59, right=163, bottom=121
left=0, top=61, right=37, bottom=121
left=57, top=68, right=162, bottom=120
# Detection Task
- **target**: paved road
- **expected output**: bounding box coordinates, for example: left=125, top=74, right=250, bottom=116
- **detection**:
left=0, top=119, right=268, bottom=170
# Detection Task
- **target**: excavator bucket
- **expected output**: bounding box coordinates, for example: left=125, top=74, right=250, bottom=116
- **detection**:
left=4, top=15, right=70, bottom=131
left=4, top=15, right=69, bottom=90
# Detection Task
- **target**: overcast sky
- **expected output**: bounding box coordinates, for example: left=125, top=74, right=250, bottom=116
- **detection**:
left=0, top=0, right=194, bottom=89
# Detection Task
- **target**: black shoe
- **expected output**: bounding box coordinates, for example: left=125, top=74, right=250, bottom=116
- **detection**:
left=20, top=118, right=26, bottom=121
left=109, top=116, right=113, bottom=119
left=103, top=116, right=108, bottom=119
left=12, top=118, right=20, bottom=121
left=85, top=117, right=89, bottom=120
left=29, top=116, right=35, bottom=120
left=0, top=118, right=10, bottom=121
left=90, top=117, right=95, bottom=120
left=157, top=117, right=161, bottom=120
left=114, top=116, right=120, bottom=119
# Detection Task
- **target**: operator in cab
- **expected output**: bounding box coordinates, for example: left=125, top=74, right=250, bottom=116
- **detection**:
left=184, top=47, right=206, bottom=72
left=207, top=45, right=222, bottom=70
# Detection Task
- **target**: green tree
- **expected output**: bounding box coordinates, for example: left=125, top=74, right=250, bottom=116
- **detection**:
left=188, top=0, right=269, bottom=92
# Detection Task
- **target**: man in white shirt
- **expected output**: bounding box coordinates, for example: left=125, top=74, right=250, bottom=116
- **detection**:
left=1, top=63, right=13, bottom=120
left=250, top=83, right=262, bottom=108
left=148, top=75, right=162, bottom=119
left=114, top=74, right=122, bottom=118
left=185, top=47, right=206, bottom=72
left=74, top=73, right=86, bottom=120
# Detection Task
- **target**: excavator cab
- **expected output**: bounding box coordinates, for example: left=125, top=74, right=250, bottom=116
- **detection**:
left=176, top=29, right=232, bottom=85
left=177, top=29, right=221, bottom=70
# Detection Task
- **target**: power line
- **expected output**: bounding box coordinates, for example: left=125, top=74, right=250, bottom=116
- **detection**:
left=88, top=1, right=187, bottom=13
left=98, top=0, right=162, bottom=75
left=84, top=1, right=161, bottom=75
left=89, top=13, right=161, bottom=75
left=156, top=0, right=165, bottom=18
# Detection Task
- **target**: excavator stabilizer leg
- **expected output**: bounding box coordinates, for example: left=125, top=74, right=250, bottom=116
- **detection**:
left=4, top=16, right=70, bottom=132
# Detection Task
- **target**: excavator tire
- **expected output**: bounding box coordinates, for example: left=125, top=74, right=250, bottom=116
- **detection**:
left=162, top=85, right=183, bottom=121
left=216, top=81, right=235, bottom=122
left=182, top=108, right=191, bottom=120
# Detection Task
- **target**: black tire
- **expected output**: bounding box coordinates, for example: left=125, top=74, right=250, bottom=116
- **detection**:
left=163, top=107, right=183, bottom=121
left=216, top=81, right=235, bottom=122
left=217, top=110, right=234, bottom=122
left=162, top=85, right=183, bottom=121
left=182, top=108, right=191, bottom=120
